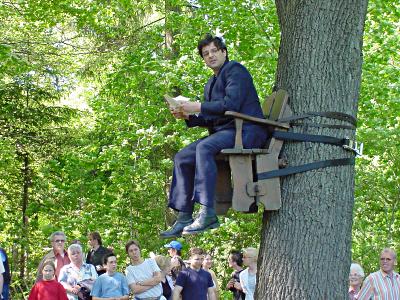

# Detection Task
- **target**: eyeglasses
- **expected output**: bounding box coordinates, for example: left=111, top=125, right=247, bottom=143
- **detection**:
left=54, top=240, right=65, bottom=243
left=202, top=48, right=220, bottom=57
left=380, top=257, right=392, bottom=262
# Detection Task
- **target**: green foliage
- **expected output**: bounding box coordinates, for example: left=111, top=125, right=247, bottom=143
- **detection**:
left=0, top=0, right=398, bottom=297
left=352, top=0, right=399, bottom=274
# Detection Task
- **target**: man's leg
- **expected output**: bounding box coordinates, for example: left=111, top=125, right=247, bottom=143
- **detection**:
left=182, top=129, right=236, bottom=234
left=160, top=139, right=202, bottom=238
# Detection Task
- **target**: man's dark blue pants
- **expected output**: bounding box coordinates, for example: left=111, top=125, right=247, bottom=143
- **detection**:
left=168, top=126, right=267, bottom=212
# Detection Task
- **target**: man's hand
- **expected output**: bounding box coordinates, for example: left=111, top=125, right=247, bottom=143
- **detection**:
left=170, top=107, right=189, bottom=120
left=180, top=101, right=201, bottom=114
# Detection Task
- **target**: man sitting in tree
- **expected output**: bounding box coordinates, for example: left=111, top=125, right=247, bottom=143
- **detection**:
left=161, top=34, right=267, bottom=238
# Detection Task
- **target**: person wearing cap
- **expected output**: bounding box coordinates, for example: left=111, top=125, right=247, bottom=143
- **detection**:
left=164, top=241, right=182, bottom=259
left=161, top=33, right=267, bottom=238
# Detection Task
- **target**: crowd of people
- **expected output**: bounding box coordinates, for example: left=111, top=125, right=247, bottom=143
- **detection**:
left=349, top=248, right=400, bottom=300
left=24, top=231, right=257, bottom=300
left=0, top=233, right=399, bottom=299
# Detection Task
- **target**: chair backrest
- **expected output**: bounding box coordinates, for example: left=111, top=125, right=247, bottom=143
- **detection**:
left=262, top=89, right=289, bottom=121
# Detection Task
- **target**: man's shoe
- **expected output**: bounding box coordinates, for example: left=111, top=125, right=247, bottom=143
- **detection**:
left=182, top=214, right=219, bottom=235
left=160, top=219, right=193, bottom=238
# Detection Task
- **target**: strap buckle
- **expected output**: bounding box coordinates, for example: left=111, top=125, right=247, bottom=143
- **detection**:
left=342, top=137, right=363, bottom=156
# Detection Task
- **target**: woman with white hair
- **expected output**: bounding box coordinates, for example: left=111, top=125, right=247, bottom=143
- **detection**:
left=239, top=247, right=258, bottom=300
left=58, top=244, right=98, bottom=300
left=349, top=262, right=364, bottom=300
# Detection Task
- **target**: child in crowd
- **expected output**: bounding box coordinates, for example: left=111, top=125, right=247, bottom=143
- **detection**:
left=28, top=260, right=68, bottom=300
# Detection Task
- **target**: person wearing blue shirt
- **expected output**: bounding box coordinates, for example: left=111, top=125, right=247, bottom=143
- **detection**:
left=0, top=248, right=10, bottom=300
left=161, top=34, right=267, bottom=238
left=91, top=253, right=129, bottom=300
left=172, top=248, right=215, bottom=300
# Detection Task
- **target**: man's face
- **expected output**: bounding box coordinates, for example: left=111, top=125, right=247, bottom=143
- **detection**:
left=51, top=235, right=66, bottom=253
left=380, top=251, right=396, bottom=274
left=201, top=42, right=227, bottom=73
left=190, top=254, right=204, bottom=270
left=88, top=237, right=98, bottom=248
left=168, top=248, right=177, bottom=257
left=105, top=256, right=117, bottom=274
left=127, top=244, right=141, bottom=261
left=228, top=254, right=236, bottom=268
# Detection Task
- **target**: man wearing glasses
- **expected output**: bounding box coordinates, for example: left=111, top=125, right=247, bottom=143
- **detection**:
left=162, top=34, right=267, bottom=237
left=36, top=231, right=71, bottom=282
left=356, top=248, right=400, bottom=299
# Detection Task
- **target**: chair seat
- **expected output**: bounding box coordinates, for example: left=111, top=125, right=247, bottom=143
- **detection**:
left=220, top=148, right=271, bottom=155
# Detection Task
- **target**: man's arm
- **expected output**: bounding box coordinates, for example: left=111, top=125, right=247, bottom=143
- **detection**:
left=207, top=286, right=216, bottom=300
left=355, top=275, right=373, bottom=300
left=172, top=285, right=183, bottom=300
left=128, top=271, right=161, bottom=294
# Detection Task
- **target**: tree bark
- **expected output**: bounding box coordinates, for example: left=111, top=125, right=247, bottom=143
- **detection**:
left=257, top=1, right=368, bottom=298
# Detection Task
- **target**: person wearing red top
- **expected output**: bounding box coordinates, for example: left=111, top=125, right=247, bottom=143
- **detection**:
left=29, top=260, right=68, bottom=300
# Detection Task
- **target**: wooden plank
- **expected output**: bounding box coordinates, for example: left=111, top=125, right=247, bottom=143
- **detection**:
left=214, top=160, right=233, bottom=215
left=229, top=154, right=256, bottom=212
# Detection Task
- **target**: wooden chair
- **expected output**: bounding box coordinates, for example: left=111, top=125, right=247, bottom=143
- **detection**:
left=214, top=89, right=292, bottom=214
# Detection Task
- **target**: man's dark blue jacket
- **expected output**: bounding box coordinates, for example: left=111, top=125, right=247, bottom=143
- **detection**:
left=186, top=60, right=265, bottom=132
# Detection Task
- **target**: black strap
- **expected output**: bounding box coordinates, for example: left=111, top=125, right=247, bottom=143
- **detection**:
left=257, top=157, right=355, bottom=180
left=291, top=122, right=355, bottom=130
left=272, top=131, right=348, bottom=147
left=278, top=111, right=357, bottom=128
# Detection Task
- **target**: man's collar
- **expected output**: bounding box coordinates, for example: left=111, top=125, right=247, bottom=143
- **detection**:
left=380, top=269, right=397, bottom=278
left=214, top=60, right=229, bottom=77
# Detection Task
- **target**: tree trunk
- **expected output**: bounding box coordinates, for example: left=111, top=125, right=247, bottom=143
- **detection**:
left=257, top=1, right=368, bottom=299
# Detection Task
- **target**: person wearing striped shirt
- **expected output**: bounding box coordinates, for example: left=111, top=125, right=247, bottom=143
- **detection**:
left=356, top=248, right=400, bottom=300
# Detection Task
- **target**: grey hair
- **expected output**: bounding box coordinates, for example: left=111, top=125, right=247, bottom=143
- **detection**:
left=350, top=263, right=365, bottom=277
left=381, top=248, right=397, bottom=260
left=50, top=231, right=66, bottom=242
left=68, top=243, right=82, bottom=254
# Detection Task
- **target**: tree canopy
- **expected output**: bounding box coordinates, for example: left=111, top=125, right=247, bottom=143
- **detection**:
left=0, top=0, right=398, bottom=297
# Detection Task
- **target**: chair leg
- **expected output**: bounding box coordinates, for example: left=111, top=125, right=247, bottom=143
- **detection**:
left=229, top=155, right=256, bottom=212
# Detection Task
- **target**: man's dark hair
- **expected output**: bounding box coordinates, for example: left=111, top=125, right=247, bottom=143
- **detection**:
left=125, top=240, right=140, bottom=253
left=102, top=252, right=116, bottom=265
left=197, top=33, right=228, bottom=60
left=230, top=250, right=243, bottom=267
left=189, top=247, right=205, bottom=257
left=89, top=231, right=102, bottom=246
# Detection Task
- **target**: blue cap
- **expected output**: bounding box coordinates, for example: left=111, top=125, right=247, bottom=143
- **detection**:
left=164, top=240, right=182, bottom=250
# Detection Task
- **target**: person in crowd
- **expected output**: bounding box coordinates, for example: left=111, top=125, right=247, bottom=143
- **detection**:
left=170, top=256, right=186, bottom=284
left=202, top=254, right=219, bottom=298
left=0, top=247, right=10, bottom=300
left=172, top=247, right=216, bottom=300
left=125, top=240, right=162, bottom=299
left=349, top=263, right=364, bottom=300
left=28, top=260, right=68, bottom=300
left=155, top=255, right=174, bottom=300
left=37, top=231, right=71, bottom=282
left=86, top=232, right=112, bottom=275
left=356, top=248, right=400, bottom=300
left=226, top=250, right=245, bottom=300
left=161, top=33, right=267, bottom=238
left=0, top=258, right=4, bottom=299
left=58, top=244, right=98, bottom=300
left=91, top=252, right=129, bottom=300
left=164, top=241, right=182, bottom=260
left=239, top=247, right=258, bottom=300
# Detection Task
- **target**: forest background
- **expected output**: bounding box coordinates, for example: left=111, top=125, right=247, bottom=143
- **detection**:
left=0, top=0, right=398, bottom=298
